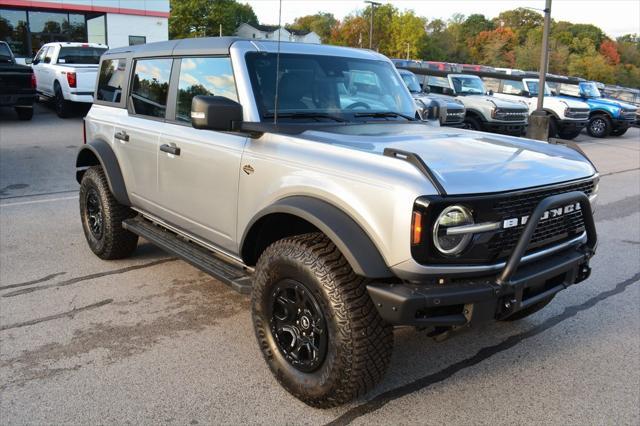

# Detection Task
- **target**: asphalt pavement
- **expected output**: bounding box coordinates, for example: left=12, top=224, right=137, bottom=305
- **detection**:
left=1, top=103, right=639, bottom=425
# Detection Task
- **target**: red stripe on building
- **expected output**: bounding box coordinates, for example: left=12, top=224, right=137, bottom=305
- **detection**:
left=0, top=0, right=170, bottom=18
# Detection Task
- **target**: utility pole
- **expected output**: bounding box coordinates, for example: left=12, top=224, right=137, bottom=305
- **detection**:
left=526, top=0, right=552, bottom=141
left=364, top=1, right=381, bottom=50
left=219, top=24, right=222, bottom=37
left=406, top=42, right=410, bottom=60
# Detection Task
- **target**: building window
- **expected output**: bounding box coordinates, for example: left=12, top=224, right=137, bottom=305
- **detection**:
left=175, top=57, right=238, bottom=123
left=128, top=35, right=146, bottom=46
left=0, top=9, right=28, bottom=57
left=97, top=58, right=127, bottom=103
left=130, top=58, right=173, bottom=118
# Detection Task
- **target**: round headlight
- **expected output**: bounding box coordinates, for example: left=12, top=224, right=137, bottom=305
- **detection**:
left=433, top=205, right=474, bottom=255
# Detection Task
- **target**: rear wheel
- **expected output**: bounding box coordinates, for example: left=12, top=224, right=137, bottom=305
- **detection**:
left=79, top=166, right=138, bottom=259
left=499, top=295, right=555, bottom=321
left=587, top=115, right=611, bottom=138
left=54, top=83, right=72, bottom=118
left=14, top=106, right=33, bottom=121
left=463, top=115, right=482, bottom=131
left=252, top=233, right=393, bottom=408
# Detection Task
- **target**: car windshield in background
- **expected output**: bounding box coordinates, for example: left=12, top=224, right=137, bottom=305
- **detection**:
left=0, top=43, right=12, bottom=62
left=400, top=72, right=422, bottom=93
left=580, top=82, right=602, bottom=98
left=58, top=47, right=107, bottom=64
left=525, top=80, right=551, bottom=96
left=245, top=52, right=416, bottom=122
left=451, top=75, right=485, bottom=95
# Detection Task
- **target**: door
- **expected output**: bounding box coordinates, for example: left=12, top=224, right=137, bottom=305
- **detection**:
left=116, top=57, right=174, bottom=216
left=157, top=56, right=246, bottom=252
left=32, top=47, right=50, bottom=95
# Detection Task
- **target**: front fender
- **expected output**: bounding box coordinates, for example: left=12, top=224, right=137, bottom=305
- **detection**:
left=241, top=196, right=392, bottom=278
left=76, top=139, right=130, bottom=206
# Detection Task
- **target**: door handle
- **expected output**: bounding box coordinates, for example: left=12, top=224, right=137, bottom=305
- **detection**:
left=160, top=144, right=181, bottom=156
left=114, top=131, right=129, bottom=142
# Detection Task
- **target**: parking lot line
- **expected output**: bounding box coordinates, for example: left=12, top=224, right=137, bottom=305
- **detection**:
left=0, top=195, right=78, bottom=208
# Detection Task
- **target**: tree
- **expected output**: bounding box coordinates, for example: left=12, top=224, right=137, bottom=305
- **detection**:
left=290, top=13, right=337, bottom=43
left=495, top=8, right=543, bottom=43
left=461, top=14, right=495, bottom=39
left=329, top=15, right=368, bottom=48
left=169, top=0, right=257, bottom=39
left=388, top=11, right=427, bottom=59
left=468, top=27, right=517, bottom=67
left=600, top=40, right=620, bottom=65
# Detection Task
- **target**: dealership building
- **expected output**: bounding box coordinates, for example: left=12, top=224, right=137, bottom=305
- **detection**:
left=0, top=0, right=169, bottom=59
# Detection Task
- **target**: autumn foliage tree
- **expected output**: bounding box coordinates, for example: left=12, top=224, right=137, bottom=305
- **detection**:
left=599, top=40, right=621, bottom=65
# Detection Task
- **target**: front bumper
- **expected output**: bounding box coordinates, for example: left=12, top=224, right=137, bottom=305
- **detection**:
left=611, top=117, right=634, bottom=131
left=368, top=191, right=597, bottom=326
left=483, top=121, right=527, bottom=135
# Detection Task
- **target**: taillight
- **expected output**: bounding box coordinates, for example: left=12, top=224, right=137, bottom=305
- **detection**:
left=67, top=72, right=77, bottom=88
left=30, top=73, right=36, bottom=88
left=411, top=211, right=423, bottom=245
left=82, top=119, right=87, bottom=144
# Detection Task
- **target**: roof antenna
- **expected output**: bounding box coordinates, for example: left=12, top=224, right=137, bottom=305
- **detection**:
left=273, top=0, right=282, bottom=125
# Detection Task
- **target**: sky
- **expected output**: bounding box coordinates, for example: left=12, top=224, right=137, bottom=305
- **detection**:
left=247, top=0, right=640, bottom=39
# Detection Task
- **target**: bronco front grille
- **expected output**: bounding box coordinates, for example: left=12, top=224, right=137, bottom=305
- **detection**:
left=622, top=109, right=637, bottom=120
left=445, top=110, right=465, bottom=123
left=488, top=180, right=596, bottom=257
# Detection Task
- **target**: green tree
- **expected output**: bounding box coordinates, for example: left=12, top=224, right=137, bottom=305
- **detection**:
left=494, top=8, right=543, bottom=43
left=461, top=14, right=495, bottom=38
left=169, top=0, right=257, bottom=39
left=388, top=11, right=427, bottom=59
left=290, top=13, right=337, bottom=43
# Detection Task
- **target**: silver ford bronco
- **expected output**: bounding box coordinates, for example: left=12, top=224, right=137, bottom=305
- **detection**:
left=77, top=38, right=598, bottom=407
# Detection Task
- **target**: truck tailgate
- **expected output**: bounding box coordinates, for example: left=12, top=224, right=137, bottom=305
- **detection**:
left=0, top=64, right=34, bottom=95
left=63, top=65, right=98, bottom=94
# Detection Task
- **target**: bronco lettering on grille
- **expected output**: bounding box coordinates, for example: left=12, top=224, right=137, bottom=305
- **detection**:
left=502, top=202, right=581, bottom=229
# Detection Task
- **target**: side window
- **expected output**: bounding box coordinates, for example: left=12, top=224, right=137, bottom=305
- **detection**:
left=427, top=76, right=450, bottom=94
left=130, top=58, right=172, bottom=118
left=176, top=57, right=237, bottom=123
left=502, top=80, right=525, bottom=95
left=34, top=47, right=47, bottom=63
left=558, top=83, right=580, bottom=97
left=44, top=47, right=54, bottom=64
left=97, top=58, right=127, bottom=103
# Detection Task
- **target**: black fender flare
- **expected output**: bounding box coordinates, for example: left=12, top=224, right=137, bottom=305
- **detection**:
left=543, top=108, right=559, bottom=120
left=589, top=109, right=613, bottom=119
left=464, top=108, right=486, bottom=122
left=76, top=139, right=130, bottom=206
left=241, top=196, right=392, bottom=278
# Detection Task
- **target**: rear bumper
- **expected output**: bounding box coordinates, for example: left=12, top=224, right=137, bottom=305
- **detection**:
left=0, top=93, right=36, bottom=107
left=369, top=191, right=597, bottom=326
left=66, top=92, right=93, bottom=103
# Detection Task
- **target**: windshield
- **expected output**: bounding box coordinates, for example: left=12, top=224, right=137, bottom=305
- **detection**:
left=525, top=80, right=551, bottom=96
left=450, top=75, right=485, bottom=95
left=400, top=71, right=422, bottom=93
left=58, top=46, right=107, bottom=64
left=245, top=52, right=416, bottom=122
left=0, top=43, right=13, bottom=62
left=579, top=82, right=602, bottom=98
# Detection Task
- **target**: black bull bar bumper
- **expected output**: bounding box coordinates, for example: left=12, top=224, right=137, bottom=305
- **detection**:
left=368, top=191, right=597, bottom=326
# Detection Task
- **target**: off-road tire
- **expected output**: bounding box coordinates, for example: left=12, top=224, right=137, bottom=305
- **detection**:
left=557, top=127, right=582, bottom=140
left=499, top=295, right=555, bottom=321
left=610, top=127, right=628, bottom=137
left=463, top=115, right=482, bottom=131
left=54, top=83, right=72, bottom=118
left=252, top=233, right=393, bottom=408
left=79, top=166, right=138, bottom=259
left=15, top=106, right=33, bottom=120
left=587, top=114, right=611, bottom=138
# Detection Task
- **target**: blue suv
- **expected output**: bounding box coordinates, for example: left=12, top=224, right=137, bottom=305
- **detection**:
left=552, top=80, right=637, bottom=137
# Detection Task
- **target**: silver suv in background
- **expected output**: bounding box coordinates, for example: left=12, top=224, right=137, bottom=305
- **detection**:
left=77, top=38, right=598, bottom=407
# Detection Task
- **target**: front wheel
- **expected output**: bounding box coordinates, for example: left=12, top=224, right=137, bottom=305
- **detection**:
left=252, top=233, right=393, bottom=408
left=610, top=128, right=628, bottom=137
left=462, top=116, right=482, bottom=131
left=79, top=166, right=138, bottom=259
left=587, top=115, right=611, bottom=138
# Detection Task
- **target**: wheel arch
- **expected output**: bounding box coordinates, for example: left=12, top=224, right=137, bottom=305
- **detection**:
left=465, top=108, right=485, bottom=121
left=76, top=139, right=130, bottom=206
left=589, top=109, right=612, bottom=119
left=240, top=196, right=392, bottom=279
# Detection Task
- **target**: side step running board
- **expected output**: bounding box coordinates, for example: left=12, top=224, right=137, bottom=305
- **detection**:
left=123, top=216, right=252, bottom=294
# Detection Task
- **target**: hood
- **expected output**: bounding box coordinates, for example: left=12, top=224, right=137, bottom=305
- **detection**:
left=460, top=94, right=529, bottom=110
left=290, top=123, right=596, bottom=195
left=412, top=93, right=465, bottom=111
left=559, top=95, right=636, bottom=110
left=552, top=96, right=589, bottom=109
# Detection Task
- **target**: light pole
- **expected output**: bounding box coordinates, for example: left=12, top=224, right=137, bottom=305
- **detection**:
left=365, top=1, right=381, bottom=50
left=526, top=0, right=552, bottom=141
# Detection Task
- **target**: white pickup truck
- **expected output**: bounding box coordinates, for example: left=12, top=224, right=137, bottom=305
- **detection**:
left=32, top=42, right=107, bottom=117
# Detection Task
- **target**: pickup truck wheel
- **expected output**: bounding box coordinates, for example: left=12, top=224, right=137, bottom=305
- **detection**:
left=14, top=107, right=33, bottom=121
left=79, top=166, right=138, bottom=259
left=252, top=233, right=393, bottom=408
left=462, top=116, right=482, bottom=131
left=587, top=115, right=611, bottom=138
left=499, top=295, right=555, bottom=321
left=54, top=84, right=72, bottom=118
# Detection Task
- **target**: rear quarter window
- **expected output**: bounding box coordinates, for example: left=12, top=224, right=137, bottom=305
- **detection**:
left=130, top=58, right=173, bottom=118
left=58, top=47, right=107, bottom=64
left=96, top=58, right=127, bottom=104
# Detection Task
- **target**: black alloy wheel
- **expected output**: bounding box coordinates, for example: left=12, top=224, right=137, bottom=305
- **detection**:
left=269, top=279, right=328, bottom=372
left=84, top=187, right=104, bottom=240
left=587, top=115, right=611, bottom=138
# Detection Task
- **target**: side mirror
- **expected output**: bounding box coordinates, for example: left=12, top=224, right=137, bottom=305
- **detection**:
left=443, top=87, right=454, bottom=96
left=422, top=85, right=430, bottom=94
left=486, top=89, right=494, bottom=96
left=521, top=90, right=530, bottom=97
left=43, top=57, right=51, bottom=64
left=32, top=58, right=39, bottom=65
left=25, top=57, right=33, bottom=65
left=191, top=95, right=243, bottom=131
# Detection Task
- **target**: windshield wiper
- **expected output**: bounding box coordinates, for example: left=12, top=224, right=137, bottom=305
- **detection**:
left=263, top=112, right=346, bottom=122
left=354, top=111, right=416, bottom=121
